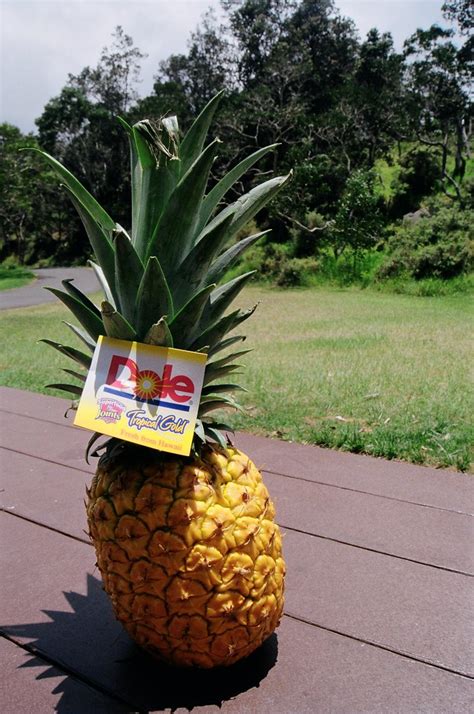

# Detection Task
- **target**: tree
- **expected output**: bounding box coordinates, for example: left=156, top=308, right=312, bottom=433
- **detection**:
left=132, top=78, right=191, bottom=129
left=34, top=27, right=146, bottom=262
left=35, top=87, right=93, bottom=159
left=223, top=0, right=297, bottom=87
left=287, top=0, right=358, bottom=115
left=403, top=7, right=473, bottom=203
left=352, top=30, right=405, bottom=164
left=442, top=0, right=474, bottom=34
left=211, top=0, right=360, bottom=239
left=68, top=26, right=146, bottom=114
left=389, top=144, right=442, bottom=217
left=156, top=10, right=234, bottom=116
left=330, top=169, right=382, bottom=259
left=0, top=124, right=70, bottom=264
left=36, top=92, right=130, bottom=262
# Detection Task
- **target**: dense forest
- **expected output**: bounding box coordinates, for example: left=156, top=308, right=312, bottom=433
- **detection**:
left=1, top=0, right=472, bottom=290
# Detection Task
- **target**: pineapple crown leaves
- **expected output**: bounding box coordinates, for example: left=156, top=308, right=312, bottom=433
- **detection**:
left=35, top=92, right=291, bottom=446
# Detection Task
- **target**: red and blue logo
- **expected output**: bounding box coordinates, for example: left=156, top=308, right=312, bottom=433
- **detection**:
left=103, top=355, right=195, bottom=412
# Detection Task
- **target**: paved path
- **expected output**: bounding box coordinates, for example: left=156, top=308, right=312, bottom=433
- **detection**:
left=0, top=267, right=100, bottom=309
left=1, top=386, right=473, bottom=713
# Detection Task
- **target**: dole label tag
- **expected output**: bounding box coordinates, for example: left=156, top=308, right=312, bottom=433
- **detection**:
left=74, top=336, right=207, bottom=456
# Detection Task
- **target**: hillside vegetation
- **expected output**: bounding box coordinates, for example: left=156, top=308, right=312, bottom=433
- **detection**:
left=1, top=0, right=472, bottom=293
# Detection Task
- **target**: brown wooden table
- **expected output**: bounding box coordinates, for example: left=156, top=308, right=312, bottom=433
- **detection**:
left=1, top=386, right=473, bottom=712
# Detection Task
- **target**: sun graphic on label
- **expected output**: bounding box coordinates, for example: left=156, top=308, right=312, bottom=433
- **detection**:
left=133, top=370, right=161, bottom=400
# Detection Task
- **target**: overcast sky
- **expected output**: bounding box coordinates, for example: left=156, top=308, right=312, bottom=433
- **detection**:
left=1, top=0, right=445, bottom=134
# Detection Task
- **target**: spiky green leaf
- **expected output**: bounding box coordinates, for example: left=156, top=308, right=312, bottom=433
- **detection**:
left=193, top=418, right=206, bottom=443
left=206, top=350, right=251, bottom=371
left=203, top=364, right=242, bottom=386
left=45, top=288, right=103, bottom=341
left=114, top=231, right=144, bottom=323
left=118, top=117, right=141, bottom=239
left=169, top=284, right=216, bottom=347
left=40, top=340, right=92, bottom=369
left=201, top=383, right=246, bottom=396
left=29, top=148, right=116, bottom=231
left=147, top=139, right=219, bottom=270
left=198, top=395, right=242, bottom=416
left=85, top=431, right=108, bottom=464
left=226, top=173, right=291, bottom=239
left=201, top=272, right=256, bottom=329
left=198, top=144, right=279, bottom=233
left=61, top=279, right=101, bottom=317
left=207, top=230, right=269, bottom=285
left=63, top=188, right=117, bottom=303
left=130, top=122, right=179, bottom=259
left=135, top=257, right=174, bottom=340
left=46, top=383, right=83, bottom=396
left=203, top=425, right=229, bottom=447
left=171, top=212, right=234, bottom=311
left=101, top=301, right=136, bottom=340
left=88, top=261, right=115, bottom=307
left=62, top=321, right=96, bottom=352
left=189, top=310, right=239, bottom=352
left=204, top=173, right=290, bottom=250
left=207, top=335, right=246, bottom=358
left=190, top=305, right=257, bottom=352
left=179, top=91, right=223, bottom=176
left=143, top=317, right=173, bottom=347
left=62, top=368, right=87, bottom=382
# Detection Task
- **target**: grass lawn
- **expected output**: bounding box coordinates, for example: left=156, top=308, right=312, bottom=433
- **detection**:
left=0, top=285, right=472, bottom=471
left=0, top=266, right=35, bottom=291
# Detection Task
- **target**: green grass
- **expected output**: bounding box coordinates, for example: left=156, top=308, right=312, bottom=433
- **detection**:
left=0, top=265, right=35, bottom=290
left=230, top=287, right=474, bottom=472
left=0, top=286, right=472, bottom=471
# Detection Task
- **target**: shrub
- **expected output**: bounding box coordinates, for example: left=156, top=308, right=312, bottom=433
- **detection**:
left=223, top=239, right=319, bottom=288
left=222, top=242, right=292, bottom=283
left=0, top=258, right=34, bottom=282
left=276, top=257, right=319, bottom=287
left=234, top=219, right=259, bottom=242
left=389, top=146, right=441, bottom=217
left=378, top=205, right=473, bottom=280
left=290, top=211, right=328, bottom=258
left=330, top=169, right=383, bottom=257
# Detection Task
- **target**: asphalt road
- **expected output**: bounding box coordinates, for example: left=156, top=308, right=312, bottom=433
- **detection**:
left=1, top=267, right=100, bottom=309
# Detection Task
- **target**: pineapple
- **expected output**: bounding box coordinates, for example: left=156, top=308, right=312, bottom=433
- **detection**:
left=37, top=92, right=289, bottom=668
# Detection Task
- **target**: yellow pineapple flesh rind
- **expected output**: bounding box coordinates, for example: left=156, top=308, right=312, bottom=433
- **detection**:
left=87, top=445, right=285, bottom=668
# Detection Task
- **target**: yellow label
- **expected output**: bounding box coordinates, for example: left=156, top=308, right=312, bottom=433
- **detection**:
left=74, top=336, right=207, bottom=456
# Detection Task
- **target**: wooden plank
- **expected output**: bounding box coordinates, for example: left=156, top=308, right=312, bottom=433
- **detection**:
left=0, top=411, right=88, bottom=472
left=0, top=637, right=129, bottom=714
left=0, top=385, right=82, bottom=423
left=283, top=528, right=474, bottom=677
left=266, top=471, right=474, bottom=574
left=1, top=386, right=473, bottom=513
left=1, top=514, right=472, bottom=713
left=0, top=449, right=90, bottom=542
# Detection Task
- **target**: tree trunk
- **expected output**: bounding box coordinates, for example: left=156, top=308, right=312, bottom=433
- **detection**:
left=454, top=118, right=467, bottom=179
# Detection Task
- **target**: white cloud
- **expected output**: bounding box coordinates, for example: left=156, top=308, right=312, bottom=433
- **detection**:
left=1, top=0, right=213, bottom=131
left=1, top=0, right=447, bottom=134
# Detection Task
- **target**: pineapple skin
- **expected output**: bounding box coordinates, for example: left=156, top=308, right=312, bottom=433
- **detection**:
left=87, top=445, right=285, bottom=668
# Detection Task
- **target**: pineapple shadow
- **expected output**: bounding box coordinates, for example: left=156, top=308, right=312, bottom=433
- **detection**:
left=3, top=573, right=278, bottom=712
